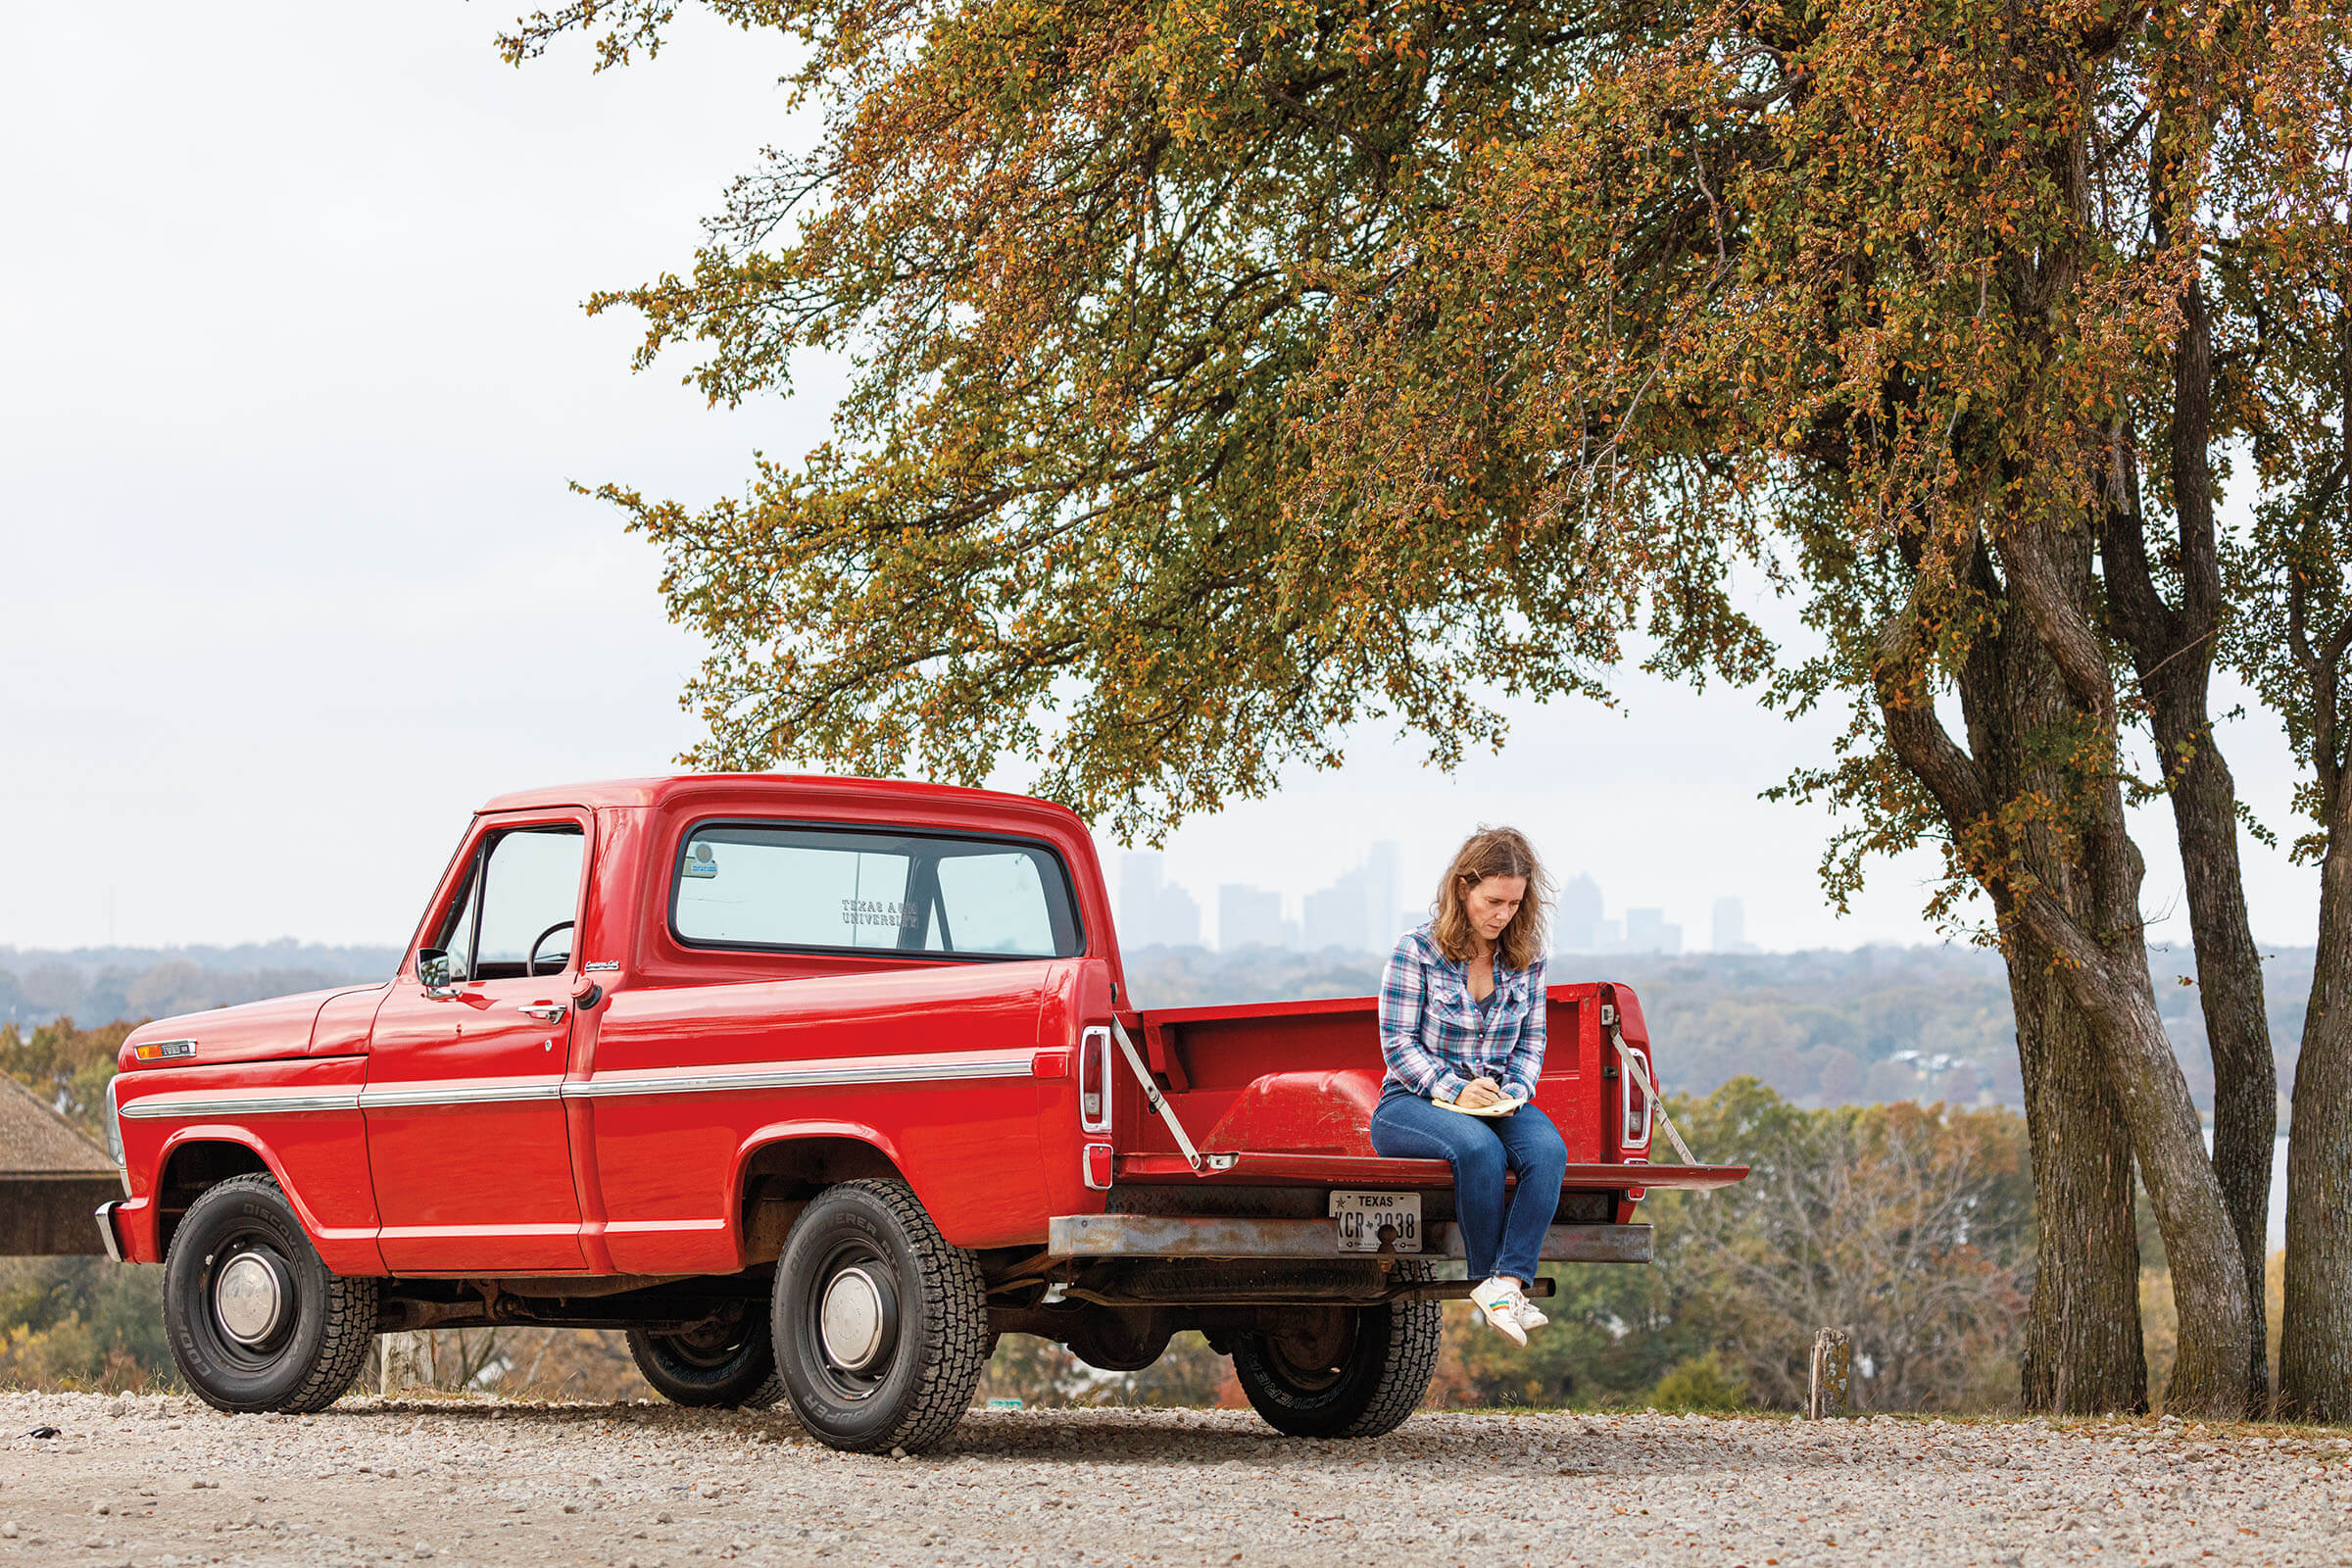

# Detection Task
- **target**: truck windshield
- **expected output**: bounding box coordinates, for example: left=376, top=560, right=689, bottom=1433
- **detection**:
left=670, top=823, right=1083, bottom=959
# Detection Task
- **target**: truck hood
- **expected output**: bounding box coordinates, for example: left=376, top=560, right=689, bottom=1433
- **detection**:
left=119, top=985, right=387, bottom=1073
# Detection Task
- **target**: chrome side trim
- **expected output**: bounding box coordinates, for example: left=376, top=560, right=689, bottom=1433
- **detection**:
left=564, top=1054, right=1035, bottom=1100
left=360, top=1080, right=566, bottom=1109
left=120, top=1054, right=1036, bottom=1119
left=94, top=1202, right=122, bottom=1263
left=119, top=1089, right=365, bottom=1119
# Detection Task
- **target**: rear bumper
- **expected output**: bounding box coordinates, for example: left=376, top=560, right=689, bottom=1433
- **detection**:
left=1049, top=1214, right=1652, bottom=1263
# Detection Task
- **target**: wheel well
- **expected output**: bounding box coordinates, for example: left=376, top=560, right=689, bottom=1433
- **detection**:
left=736, top=1137, right=907, bottom=1264
left=156, top=1141, right=273, bottom=1257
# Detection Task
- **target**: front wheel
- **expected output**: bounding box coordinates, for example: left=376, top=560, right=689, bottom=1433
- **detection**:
left=771, top=1179, right=991, bottom=1453
left=1230, top=1269, right=1441, bottom=1439
left=626, top=1306, right=781, bottom=1408
left=164, top=1173, right=378, bottom=1414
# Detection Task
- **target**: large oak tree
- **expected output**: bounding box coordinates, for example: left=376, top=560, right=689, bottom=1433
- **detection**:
left=503, top=0, right=2344, bottom=1414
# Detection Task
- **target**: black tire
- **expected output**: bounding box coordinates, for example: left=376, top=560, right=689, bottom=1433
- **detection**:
left=1230, top=1266, right=1441, bottom=1439
left=626, top=1309, right=782, bottom=1408
left=164, top=1172, right=378, bottom=1414
left=771, top=1179, right=991, bottom=1453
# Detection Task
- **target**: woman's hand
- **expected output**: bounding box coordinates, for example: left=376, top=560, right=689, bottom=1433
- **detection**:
left=1456, top=1076, right=1507, bottom=1109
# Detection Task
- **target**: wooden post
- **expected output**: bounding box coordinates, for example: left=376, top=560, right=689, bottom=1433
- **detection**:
left=380, top=1330, right=435, bottom=1396
left=1808, top=1327, right=1851, bottom=1418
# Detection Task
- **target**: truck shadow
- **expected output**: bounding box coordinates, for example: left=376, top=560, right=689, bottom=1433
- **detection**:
left=342, top=1399, right=1901, bottom=1477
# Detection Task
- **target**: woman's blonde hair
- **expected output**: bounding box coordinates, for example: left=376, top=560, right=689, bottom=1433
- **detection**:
left=1430, top=826, right=1551, bottom=971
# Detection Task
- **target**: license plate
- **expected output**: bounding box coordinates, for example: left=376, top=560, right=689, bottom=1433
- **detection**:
left=1329, top=1190, right=1423, bottom=1253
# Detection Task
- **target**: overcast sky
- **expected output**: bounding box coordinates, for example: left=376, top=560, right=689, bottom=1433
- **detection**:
left=0, top=4, right=2326, bottom=956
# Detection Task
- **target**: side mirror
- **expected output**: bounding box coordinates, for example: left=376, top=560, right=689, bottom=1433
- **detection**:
left=417, top=949, right=459, bottom=1000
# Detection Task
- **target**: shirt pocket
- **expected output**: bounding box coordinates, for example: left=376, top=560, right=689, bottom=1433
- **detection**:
left=1432, top=976, right=1478, bottom=1024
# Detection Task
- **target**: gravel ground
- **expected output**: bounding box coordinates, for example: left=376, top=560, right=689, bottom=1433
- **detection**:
left=3, top=1392, right=2348, bottom=1568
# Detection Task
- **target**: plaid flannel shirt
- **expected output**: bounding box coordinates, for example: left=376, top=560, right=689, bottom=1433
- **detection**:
left=1376, top=922, right=1547, bottom=1104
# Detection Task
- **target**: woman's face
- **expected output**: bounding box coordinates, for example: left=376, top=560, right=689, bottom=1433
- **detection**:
left=1463, top=874, right=1528, bottom=947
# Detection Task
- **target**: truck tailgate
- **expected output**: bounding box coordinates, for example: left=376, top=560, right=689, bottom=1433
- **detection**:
left=1111, top=1152, right=1746, bottom=1190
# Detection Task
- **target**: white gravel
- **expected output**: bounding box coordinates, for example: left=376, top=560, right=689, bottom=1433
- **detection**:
left=3, top=1392, right=2348, bottom=1568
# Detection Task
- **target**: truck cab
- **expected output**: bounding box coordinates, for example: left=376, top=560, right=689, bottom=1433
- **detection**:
left=102, top=775, right=1741, bottom=1451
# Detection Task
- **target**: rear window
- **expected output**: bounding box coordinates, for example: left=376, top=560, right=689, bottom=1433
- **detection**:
left=669, top=822, right=1083, bottom=959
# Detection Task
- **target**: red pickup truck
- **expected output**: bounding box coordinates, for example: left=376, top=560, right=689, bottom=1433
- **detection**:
left=100, top=775, right=1740, bottom=1451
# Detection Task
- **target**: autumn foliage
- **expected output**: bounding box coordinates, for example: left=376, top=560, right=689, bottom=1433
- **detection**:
left=503, top=0, right=2352, bottom=1417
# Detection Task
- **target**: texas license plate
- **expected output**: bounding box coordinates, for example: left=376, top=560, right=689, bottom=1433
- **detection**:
left=1329, top=1190, right=1423, bottom=1253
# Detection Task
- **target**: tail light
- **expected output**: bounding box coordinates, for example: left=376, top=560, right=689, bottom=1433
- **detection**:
left=1078, top=1025, right=1112, bottom=1133
left=1081, top=1143, right=1114, bottom=1190
left=1620, top=1043, right=1654, bottom=1151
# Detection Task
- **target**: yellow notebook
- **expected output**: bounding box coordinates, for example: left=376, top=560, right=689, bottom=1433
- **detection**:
left=1436, top=1094, right=1526, bottom=1118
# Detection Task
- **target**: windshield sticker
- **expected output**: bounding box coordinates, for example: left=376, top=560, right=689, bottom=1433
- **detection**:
left=681, top=843, right=719, bottom=879
left=843, top=899, right=922, bottom=929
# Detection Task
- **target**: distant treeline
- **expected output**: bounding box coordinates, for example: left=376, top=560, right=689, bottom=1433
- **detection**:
left=3, top=938, right=2306, bottom=1114
left=0, top=943, right=402, bottom=1029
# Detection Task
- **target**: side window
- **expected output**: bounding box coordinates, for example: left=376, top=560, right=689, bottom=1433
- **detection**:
left=672, top=823, right=1080, bottom=958
left=474, top=828, right=585, bottom=978
left=432, top=826, right=584, bottom=982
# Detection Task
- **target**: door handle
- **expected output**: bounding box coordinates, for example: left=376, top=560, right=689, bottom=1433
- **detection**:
left=514, top=1003, right=567, bottom=1023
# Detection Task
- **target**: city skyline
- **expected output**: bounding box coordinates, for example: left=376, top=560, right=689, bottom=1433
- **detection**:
left=1115, top=851, right=1757, bottom=956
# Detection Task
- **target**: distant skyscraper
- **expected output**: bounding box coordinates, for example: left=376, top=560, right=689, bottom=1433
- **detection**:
left=1554, top=874, right=1604, bottom=954
left=1299, top=841, right=1405, bottom=954
left=1159, top=882, right=1201, bottom=948
left=1623, top=907, right=1683, bottom=956
left=1712, top=897, right=1757, bottom=954
left=1120, top=852, right=1163, bottom=945
left=1219, top=884, right=1287, bottom=951
left=1118, top=852, right=1201, bottom=949
left=1302, top=878, right=1362, bottom=952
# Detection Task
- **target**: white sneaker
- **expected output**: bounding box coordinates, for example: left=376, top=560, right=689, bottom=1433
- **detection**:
left=1470, top=1276, right=1529, bottom=1347
left=1512, top=1294, right=1548, bottom=1332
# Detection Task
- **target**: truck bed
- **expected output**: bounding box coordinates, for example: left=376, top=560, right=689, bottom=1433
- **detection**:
left=1099, top=982, right=1742, bottom=1217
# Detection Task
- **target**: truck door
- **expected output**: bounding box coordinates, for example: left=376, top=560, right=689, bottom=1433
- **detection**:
left=366, top=815, right=590, bottom=1272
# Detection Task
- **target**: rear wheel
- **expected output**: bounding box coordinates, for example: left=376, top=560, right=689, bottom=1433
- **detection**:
left=626, top=1305, right=781, bottom=1408
left=1230, top=1269, right=1441, bottom=1439
left=771, top=1179, right=991, bottom=1453
left=164, top=1173, right=378, bottom=1414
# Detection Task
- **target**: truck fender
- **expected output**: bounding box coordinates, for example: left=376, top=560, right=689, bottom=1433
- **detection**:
left=727, top=1120, right=915, bottom=1266
left=144, top=1128, right=386, bottom=1276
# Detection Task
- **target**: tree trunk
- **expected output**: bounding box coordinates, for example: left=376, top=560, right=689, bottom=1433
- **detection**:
left=2099, top=273, right=2277, bottom=1410
left=1991, top=516, right=2252, bottom=1418
left=1947, top=540, right=2147, bottom=1413
left=2007, top=944, right=2148, bottom=1413
left=2278, top=814, right=2352, bottom=1421
left=2010, top=871, right=2251, bottom=1416
left=2158, top=725, right=2278, bottom=1411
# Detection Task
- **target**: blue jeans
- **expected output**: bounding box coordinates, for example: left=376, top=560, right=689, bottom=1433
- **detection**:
left=1368, top=1090, right=1569, bottom=1284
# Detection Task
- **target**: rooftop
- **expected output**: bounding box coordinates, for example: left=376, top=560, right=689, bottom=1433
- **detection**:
left=0, top=1074, right=116, bottom=1178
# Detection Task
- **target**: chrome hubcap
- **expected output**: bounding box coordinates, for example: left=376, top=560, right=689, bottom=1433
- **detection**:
left=818, top=1267, right=886, bottom=1370
left=215, top=1252, right=286, bottom=1346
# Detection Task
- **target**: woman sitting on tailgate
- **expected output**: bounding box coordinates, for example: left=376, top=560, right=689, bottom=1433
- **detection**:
left=1370, top=826, right=1566, bottom=1346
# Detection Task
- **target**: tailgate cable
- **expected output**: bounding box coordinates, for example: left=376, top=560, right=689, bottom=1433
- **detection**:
left=1611, top=1026, right=1706, bottom=1167
left=1110, top=1018, right=1206, bottom=1172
